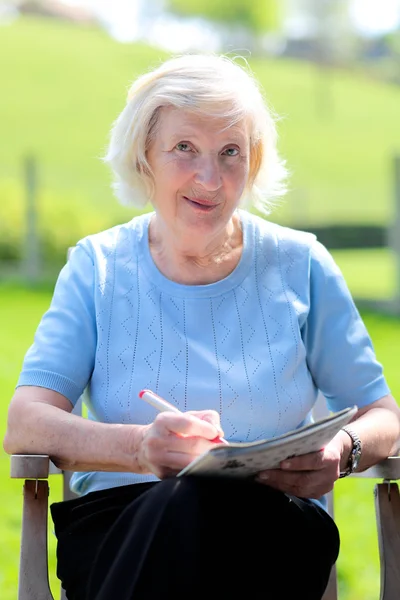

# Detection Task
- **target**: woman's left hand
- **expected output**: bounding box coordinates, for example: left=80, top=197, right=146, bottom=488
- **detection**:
left=256, top=433, right=345, bottom=498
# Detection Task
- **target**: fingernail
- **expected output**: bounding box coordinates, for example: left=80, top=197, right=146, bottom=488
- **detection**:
left=258, top=473, right=269, bottom=481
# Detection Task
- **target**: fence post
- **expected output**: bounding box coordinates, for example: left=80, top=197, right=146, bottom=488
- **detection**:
left=388, top=154, right=400, bottom=310
left=23, top=155, right=40, bottom=284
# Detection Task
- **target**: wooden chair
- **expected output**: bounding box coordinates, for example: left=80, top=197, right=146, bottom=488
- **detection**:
left=10, top=400, right=400, bottom=600
left=10, top=395, right=83, bottom=600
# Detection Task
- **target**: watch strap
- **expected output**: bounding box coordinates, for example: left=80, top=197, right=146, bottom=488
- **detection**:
left=339, top=426, right=362, bottom=478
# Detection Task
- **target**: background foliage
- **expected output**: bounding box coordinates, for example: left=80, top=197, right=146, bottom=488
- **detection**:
left=166, top=0, right=279, bottom=33
left=0, top=17, right=399, bottom=271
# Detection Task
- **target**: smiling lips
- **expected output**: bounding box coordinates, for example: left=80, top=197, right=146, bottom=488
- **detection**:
left=184, top=196, right=218, bottom=210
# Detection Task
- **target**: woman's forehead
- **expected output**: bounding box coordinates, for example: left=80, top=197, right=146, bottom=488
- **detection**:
left=158, top=107, right=248, bottom=140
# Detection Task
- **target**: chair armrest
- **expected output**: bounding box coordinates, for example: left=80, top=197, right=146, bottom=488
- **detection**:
left=351, top=456, right=400, bottom=480
left=11, top=455, right=50, bottom=479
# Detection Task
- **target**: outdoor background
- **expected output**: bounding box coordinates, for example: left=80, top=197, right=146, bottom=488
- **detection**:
left=0, top=1, right=399, bottom=599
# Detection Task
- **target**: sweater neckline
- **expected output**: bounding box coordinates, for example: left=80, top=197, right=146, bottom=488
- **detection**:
left=137, top=209, right=255, bottom=299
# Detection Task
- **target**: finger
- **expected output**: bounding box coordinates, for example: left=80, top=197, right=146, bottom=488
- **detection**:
left=158, top=450, right=199, bottom=470
left=160, top=432, right=220, bottom=456
left=146, top=435, right=216, bottom=471
left=154, top=411, right=220, bottom=440
left=142, top=433, right=201, bottom=473
left=148, top=450, right=198, bottom=477
left=257, top=468, right=334, bottom=498
left=258, top=468, right=317, bottom=493
left=279, top=450, right=325, bottom=471
left=189, top=410, right=224, bottom=435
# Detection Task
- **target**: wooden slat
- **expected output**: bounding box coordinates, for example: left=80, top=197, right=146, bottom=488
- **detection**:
left=18, top=480, right=54, bottom=600
left=321, top=489, right=338, bottom=600
left=11, top=455, right=50, bottom=479
left=321, top=567, right=338, bottom=600
left=63, top=469, right=78, bottom=501
left=375, top=482, right=400, bottom=600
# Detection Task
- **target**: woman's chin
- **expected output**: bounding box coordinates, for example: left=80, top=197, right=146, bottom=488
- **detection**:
left=177, top=207, right=227, bottom=236
left=178, top=197, right=231, bottom=225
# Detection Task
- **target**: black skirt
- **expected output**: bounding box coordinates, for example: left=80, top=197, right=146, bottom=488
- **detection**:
left=51, top=476, right=340, bottom=600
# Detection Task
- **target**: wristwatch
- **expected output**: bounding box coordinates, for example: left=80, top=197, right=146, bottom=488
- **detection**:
left=339, top=426, right=362, bottom=478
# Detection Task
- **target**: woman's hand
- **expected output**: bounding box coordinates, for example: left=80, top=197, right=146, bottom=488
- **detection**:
left=137, top=410, right=224, bottom=479
left=256, top=396, right=400, bottom=499
left=256, top=433, right=346, bottom=499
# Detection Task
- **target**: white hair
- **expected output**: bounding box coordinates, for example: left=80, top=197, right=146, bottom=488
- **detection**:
left=104, top=53, right=288, bottom=215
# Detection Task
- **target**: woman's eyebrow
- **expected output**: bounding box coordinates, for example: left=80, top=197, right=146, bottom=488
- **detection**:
left=168, top=130, right=247, bottom=146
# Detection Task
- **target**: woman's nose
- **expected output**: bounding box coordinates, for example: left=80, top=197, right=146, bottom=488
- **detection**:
left=193, top=156, right=222, bottom=191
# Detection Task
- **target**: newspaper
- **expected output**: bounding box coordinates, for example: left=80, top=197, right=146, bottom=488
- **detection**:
left=178, top=405, right=358, bottom=478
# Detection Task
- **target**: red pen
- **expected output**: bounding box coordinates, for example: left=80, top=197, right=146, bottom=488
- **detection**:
left=139, top=389, right=229, bottom=445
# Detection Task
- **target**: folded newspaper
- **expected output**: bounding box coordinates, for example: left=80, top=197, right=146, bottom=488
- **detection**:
left=178, top=405, right=358, bottom=478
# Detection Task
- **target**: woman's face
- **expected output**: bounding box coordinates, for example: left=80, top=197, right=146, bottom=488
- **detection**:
left=146, top=107, right=250, bottom=244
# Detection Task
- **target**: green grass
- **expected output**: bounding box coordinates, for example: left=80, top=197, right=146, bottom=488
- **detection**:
left=0, top=15, right=399, bottom=230
left=1, top=284, right=399, bottom=600
left=0, top=17, right=167, bottom=208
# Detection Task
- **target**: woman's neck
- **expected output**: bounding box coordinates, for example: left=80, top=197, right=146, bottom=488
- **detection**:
left=148, top=213, right=243, bottom=285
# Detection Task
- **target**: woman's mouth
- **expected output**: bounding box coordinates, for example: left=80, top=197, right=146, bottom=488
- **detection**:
left=184, top=196, right=218, bottom=211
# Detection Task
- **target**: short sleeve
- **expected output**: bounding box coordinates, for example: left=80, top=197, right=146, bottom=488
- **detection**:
left=301, top=240, right=390, bottom=411
left=17, top=242, right=97, bottom=405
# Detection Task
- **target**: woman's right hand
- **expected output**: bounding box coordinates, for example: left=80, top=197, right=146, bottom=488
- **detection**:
left=136, top=410, right=224, bottom=479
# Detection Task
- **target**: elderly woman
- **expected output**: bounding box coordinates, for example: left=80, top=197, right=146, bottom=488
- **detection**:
left=4, top=54, right=400, bottom=600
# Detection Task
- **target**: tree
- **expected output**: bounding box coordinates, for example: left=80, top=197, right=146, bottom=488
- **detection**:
left=165, top=0, right=280, bottom=34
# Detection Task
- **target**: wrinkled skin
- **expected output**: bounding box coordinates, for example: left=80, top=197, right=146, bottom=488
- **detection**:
left=137, top=409, right=224, bottom=479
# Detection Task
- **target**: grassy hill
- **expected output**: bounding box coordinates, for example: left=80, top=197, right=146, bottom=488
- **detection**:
left=1, top=15, right=399, bottom=234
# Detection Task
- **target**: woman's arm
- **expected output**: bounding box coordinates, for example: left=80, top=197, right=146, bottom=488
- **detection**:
left=257, top=394, right=400, bottom=499
left=3, top=385, right=225, bottom=477
left=3, top=386, right=148, bottom=473
left=336, top=394, right=400, bottom=473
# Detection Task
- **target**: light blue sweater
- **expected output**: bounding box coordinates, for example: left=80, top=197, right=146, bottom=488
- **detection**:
left=17, top=210, right=390, bottom=500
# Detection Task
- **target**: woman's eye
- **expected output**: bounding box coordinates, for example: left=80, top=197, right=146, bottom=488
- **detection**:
left=176, top=143, right=191, bottom=152
left=223, top=147, right=239, bottom=157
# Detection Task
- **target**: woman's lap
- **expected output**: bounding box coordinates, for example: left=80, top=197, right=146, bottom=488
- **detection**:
left=51, top=482, right=156, bottom=600
left=51, top=477, right=339, bottom=600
